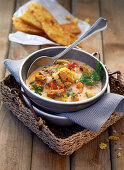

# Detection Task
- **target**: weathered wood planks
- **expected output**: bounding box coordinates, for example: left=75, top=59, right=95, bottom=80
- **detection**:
left=0, top=0, right=15, bottom=80
left=101, top=0, right=124, bottom=169
left=72, top=0, right=103, bottom=58
left=58, top=0, right=71, bottom=11
left=0, top=105, right=32, bottom=170
left=31, top=136, right=70, bottom=170
left=71, top=130, right=111, bottom=170
left=109, top=118, right=124, bottom=170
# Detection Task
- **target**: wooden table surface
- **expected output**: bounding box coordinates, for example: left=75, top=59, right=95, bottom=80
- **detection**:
left=0, top=0, right=124, bottom=169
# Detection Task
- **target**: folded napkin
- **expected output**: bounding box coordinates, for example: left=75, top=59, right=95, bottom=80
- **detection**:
left=4, top=59, right=124, bottom=132
left=59, top=93, right=124, bottom=132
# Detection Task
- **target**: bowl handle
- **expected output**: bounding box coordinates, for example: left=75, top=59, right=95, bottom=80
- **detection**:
left=4, top=58, right=25, bottom=83
left=92, top=52, right=101, bottom=61
left=108, top=71, right=121, bottom=80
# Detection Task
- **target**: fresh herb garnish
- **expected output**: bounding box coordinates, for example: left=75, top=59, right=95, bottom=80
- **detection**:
left=66, top=91, right=70, bottom=97
left=95, top=60, right=103, bottom=80
left=32, top=84, right=43, bottom=95
left=80, top=61, right=103, bottom=86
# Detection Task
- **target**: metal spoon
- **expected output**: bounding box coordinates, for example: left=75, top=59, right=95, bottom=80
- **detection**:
left=27, top=17, right=108, bottom=77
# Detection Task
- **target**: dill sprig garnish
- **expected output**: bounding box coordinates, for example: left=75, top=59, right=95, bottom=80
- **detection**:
left=80, top=61, right=103, bottom=86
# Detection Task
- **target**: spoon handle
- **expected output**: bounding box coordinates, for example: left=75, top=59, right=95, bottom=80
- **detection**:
left=53, top=17, right=108, bottom=60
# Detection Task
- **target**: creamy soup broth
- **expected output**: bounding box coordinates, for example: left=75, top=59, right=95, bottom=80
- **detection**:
left=26, top=59, right=102, bottom=102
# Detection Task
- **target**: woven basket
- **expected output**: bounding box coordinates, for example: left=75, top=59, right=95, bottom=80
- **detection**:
left=0, top=74, right=124, bottom=155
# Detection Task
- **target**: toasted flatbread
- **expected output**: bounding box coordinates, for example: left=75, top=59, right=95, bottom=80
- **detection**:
left=61, top=23, right=81, bottom=34
left=20, top=10, right=42, bottom=30
left=27, top=2, right=80, bottom=46
left=13, top=17, right=81, bottom=37
left=19, top=9, right=81, bottom=35
left=13, top=17, right=46, bottom=36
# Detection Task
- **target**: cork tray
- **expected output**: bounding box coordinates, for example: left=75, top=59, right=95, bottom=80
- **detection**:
left=0, top=74, right=124, bottom=155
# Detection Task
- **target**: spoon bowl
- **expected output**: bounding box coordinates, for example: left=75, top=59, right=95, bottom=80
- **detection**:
left=27, top=56, right=54, bottom=76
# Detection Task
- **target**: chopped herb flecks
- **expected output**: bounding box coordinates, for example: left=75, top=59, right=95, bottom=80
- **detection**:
left=32, top=84, right=43, bottom=95
left=66, top=91, right=70, bottom=97
left=71, top=93, right=78, bottom=100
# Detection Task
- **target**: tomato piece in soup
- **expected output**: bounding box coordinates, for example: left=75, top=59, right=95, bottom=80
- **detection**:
left=67, top=62, right=79, bottom=70
left=49, top=81, right=58, bottom=90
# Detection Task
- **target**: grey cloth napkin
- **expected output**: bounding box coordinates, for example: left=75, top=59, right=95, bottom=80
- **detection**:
left=59, top=93, right=124, bottom=132
left=4, top=59, right=124, bottom=132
